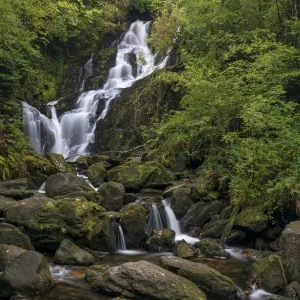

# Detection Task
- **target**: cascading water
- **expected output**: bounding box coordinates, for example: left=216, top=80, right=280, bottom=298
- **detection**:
left=22, top=20, right=169, bottom=160
left=117, top=225, right=126, bottom=250
left=145, top=204, right=163, bottom=235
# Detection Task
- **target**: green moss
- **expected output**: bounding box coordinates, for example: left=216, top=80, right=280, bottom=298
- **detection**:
left=86, top=163, right=108, bottom=186
left=43, top=75, right=57, bottom=101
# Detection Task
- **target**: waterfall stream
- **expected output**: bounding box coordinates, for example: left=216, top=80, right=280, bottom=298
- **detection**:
left=145, top=204, right=164, bottom=235
left=117, top=225, right=127, bottom=251
left=22, top=20, right=169, bottom=160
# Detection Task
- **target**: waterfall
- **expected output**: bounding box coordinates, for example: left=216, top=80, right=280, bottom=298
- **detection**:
left=145, top=204, right=163, bottom=235
left=22, top=20, right=169, bottom=160
left=117, top=225, right=126, bottom=250
left=38, top=181, right=46, bottom=193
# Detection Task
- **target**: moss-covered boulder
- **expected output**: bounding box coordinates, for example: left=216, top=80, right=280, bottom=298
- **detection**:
left=76, top=156, right=89, bottom=171
left=170, top=187, right=194, bottom=218
left=194, top=238, right=230, bottom=258
left=89, top=261, right=206, bottom=300
left=251, top=255, right=287, bottom=293
left=87, top=163, right=108, bottom=187
left=201, top=219, right=228, bottom=238
left=98, top=182, right=125, bottom=211
left=44, top=153, right=76, bottom=174
left=174, top=240, right=197, bottom=259
left=45, top=173, right=93, bottom=198
left=0, top=227, right=34, bottom=250
left=235, top=206, right=268, bottom=233
left=108, top=161, right=174, bottom=192
left=54, top=239, right=95, bottom=266
left=0, top=179, right=34, bottom=200
left=0, top=196, right=16, bottom=215
left=88, top=154, right=119, bottom=167
left=0, top=244, right=26, bottom=271
left=4, top=196, right=115, bottom=251
left=0, top=250, right=52, bottom=298
left=145, top=229, right=175, bottom=252
left=120, top=203, right=146, bottom=248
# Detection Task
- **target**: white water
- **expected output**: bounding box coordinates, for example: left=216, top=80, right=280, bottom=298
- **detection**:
left=38, top=181, right=46, bottom=194
left=145, top=204, right=163, bottom=235
left=162, top=199, right=199, bottom=244
left=23, top=21, right=169, bottom=159
left=225, top=247, right=246, bottom=261
left=117, top=225, right=126, bottom=250
left=76, top=173, right=97, bottom=191
left=249, top=286, right=273, bottom=299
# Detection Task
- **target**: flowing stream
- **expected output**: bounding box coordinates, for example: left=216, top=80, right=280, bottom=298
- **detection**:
left=22, top=20, right=169, bottom=160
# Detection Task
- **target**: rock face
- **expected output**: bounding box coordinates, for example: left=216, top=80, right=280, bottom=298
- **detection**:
left=98, top=182, right=125, bottom=211
left=0, top=179, right=33, bottom=200
left=45, top=173, right=93, bottom=198
left=0, top=228, right=34, bottom=250
left=86, top=163, right=108, bottom=187
left=251, top=255, right=287, bottom=293
left=194, top=238, right=230, bottom=258
left=90, top=260, right=206, bottom=300
left=44, top=152, right=76, bottom=174
left=235, top=206, right=268, bottom=232
left=182, top=201, right=222, bottom=230
left=54, top=239, right=95, bottom=265
left=0, top=244, right=26, bottom=271
left=160, top=256, right=236, bottom=298
left=170, top=187, right=194, bottom=218
left=108, top=161, right=174, bottom=192
left=0, top=250, right=52, bottom=298
left=120, top=203, right=146, bottom=248
left=145, top=229, right=175, bottom=252
left=174, top=240, right=197, bottom=259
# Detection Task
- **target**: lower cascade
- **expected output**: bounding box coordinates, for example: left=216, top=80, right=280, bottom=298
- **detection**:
left=22, top=20, right=169, bottom=160
left=117, top=225, right=126, bottom=251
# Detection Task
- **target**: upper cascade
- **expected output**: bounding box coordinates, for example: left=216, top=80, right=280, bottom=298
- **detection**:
left=22, top=20, right=169, bottom=160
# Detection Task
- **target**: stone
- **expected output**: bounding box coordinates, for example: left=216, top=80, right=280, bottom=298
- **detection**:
left=123, top=193, right=137, bottom=205
left=267, top=226, right=283, bottom=240
left=0, top=179, right=33, bottom=200
left=242, top=249, right=272, bottom=262
left=251, top=255, right=287, bottom=293
left=54, top=239, right=95, bottom=265
left=44, top=152, right=76, bottom=174
left=0, top=251, right=52, bottom=298
left=0, top=222, right=17, bottom=230
left=194, top=238, right=230, bottom=258
left=0, top=228, right=34, bottom=250
left=145, top=229, right=175, bottom=252
left=201, top=219, right=228, bottom=238
left=160, top=256, right=237, bottom=298
left=98, top=182, right=125, bottom=211
left=162, top=184, right=185, bottom=199
left=220, top=205, right=233, bottom=219
left=0, top=244, right=26, bottom=271
left=174, top=240, right=197, bottom=259
left=86, top=163, right=108, bottom=187
left=182, top=201, right=222, bottom=230
left=235, top=206, right=268, bottom=232
left=170, top=187, right=194, bottom=218
left=88, top=155, right=119, bottom=167
left=120, top=203, right=146, bottom=248
left=90, top=260, right=206, bottom=300
left=0, top=197, right=16, bottom=216
left=76, top=156, right=89, bottom=171
left=45, top=173, right=93, bottom=198
left=85, top=265, right=108, bottom=284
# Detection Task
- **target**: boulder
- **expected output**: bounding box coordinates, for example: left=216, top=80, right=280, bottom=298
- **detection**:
left=88, top=155, right=119, bottom=167
left=44, top=153, right=76, bottom=174
left=54, top=190, right=102, bottom=205
left=220, top=205, right=233, bottom=219
left=182, top=201, right=222, bottom=230
left=123, top=193, right=137, bottom=205
left=45, top=173, right=93, bottom=198
left=86, top=163, right=108, bottom=187
left=0, top=196, right=16, bottom=216
left=145, top=229, right=175, bottom=252
left=120, top=203, right=146, bottom=248
left=90, top=260, right=206, bottom=300
left=251, top=255, right=287, bottom=293
left=54, top=239, right=95, bottom=265
left=0, top=251, right=52, bottom=298
left=174, top=240, right=197, bottom=259
left=98, top=182, right=125, bottom=211
left=194, top=238, right=230, bottom=258
left=0, top=222, right=17, bottom=230
left=160, top=256, right=237, bottom=298
left=170, top=187, right=194, bottom=218
left=0, top=179, right=33, bottom=200
left=242, top=249, right=271, bottom=262
left=201, top=219, right=228, bottom=238
left=85, top=265, right=108, bottom=284
left=76, top=156, right=89, bottom=171
left=235, top=206, right=268, bottom=233
left=0, top=244, right=26, bottom=271
left=108, top=161, right=174, bottom=192
left=0, top=228, right=34, bottom=250
left=162, top=184, right=185, bottom=199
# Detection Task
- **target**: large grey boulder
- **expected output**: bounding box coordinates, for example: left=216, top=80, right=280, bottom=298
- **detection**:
left=86, top=163, right=108, bottom=187
left=0, top=251, right=52, bottom=298
left=160, top=256, right=237, bottom=298
left=44, top=153, right=76, bottom=174
left=89, top=260, right=206, bottom=300
left=0, top=179, right=33, bottom=200
left=0, top=244, right=26, bottom=271
left=54, top=239, right=95, bottom=265
left=98, top=182, right=125, bottom=211
left=170, top=187, right=194, bottom=218
left=0, top=228, right=34, bottom=250
left=145, top=229, right=175, bottom=252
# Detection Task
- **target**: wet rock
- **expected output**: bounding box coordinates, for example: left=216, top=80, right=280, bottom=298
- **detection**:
left=120, top=203, right=146, bottom=248
left=87, top=163, right=108, bottom=187
left=0, top=179, right=34, bottom=200
left=98, top=182, right=125, bottom=211
left=0, top=244, right=26, bottom=271
left=251, top=255, right=287, bottom=293
left=267, top=226, right=283, bottom=240
left=0, top=251, right=52, bottom=298
left=170, top=187, right=194, bottom=218
left=45, top=173, right=93, bottom=198
left=162, top=184, right=185, bottom=199
left=235, top=206, right=268, bottom=233
left=85, top=265, right=108, bottom=284
left=145, top=229, right=175, bottom=252
left=220, top=205, right=233, bottom=219
left=182, top=201, right=222, bottom=230
left=227, top=230, right=246, bottom=245
left=194, top=238, right=230, bottom=258
left=201, top=219, right=228, bottom=238
left=54, top=239, right=95, bottom=265
left=243, top=249, right=272, bottom=262
left=90, top=260, right=206, bottom=300
left=0, top=197, right=16, bottom=216
left=44, top=153, right=76, bottom=174
left=0, top=228, right=34, bottom=250
left=76, top=156, right=89, bottom=171
left=174, top=240, right=197, bottom=259
left=160, top=256, right=236, bottom=298
left=123, top=193, right=137, bottom=205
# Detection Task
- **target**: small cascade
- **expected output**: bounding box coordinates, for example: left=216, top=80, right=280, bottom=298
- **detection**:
left=38, top=181, right=46, bottom=194
left=145, top=204, right=164, bottom=235
left=117, top=225, right=126, bottom=250
left=249, top=286, right=272, bottom=299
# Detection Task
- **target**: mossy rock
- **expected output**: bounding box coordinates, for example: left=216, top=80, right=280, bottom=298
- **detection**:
left=194, top=238, right=230, bottom=258
left=201, top=219, right=228, bottom=239
left=145, top=229, right=175, bottom=252
left=170, top=187, right=194, bottom=219
left=87, top=163, right=108, bottom=187
left=98, top=182, right=125, bottom=212
left=44, top=153, right=76, bottom=174
left=174, top=240, right=197, bottom=259
left=76, top=156, right=89, bottom=171
left=235, top=206, right=268, bottom=233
